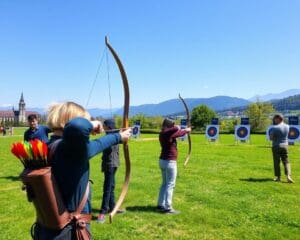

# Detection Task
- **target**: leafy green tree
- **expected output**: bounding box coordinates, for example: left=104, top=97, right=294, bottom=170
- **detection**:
left=103, top=114, right=164, bottom=131
left=245, top=101, right=275, bottom=132
left=129, top=114, right=164, bottom=130
left=220, top=118, right=238, bottom=133
left=114, top=115, right=123, bottom=128
left=191, top=105, right=216, bottom=131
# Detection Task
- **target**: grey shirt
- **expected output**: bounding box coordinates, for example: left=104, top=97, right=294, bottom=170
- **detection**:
left=270, top=122, right=289, bottom=147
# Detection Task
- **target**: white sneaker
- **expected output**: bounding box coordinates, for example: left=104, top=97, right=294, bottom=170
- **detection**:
left=163, top=208, right=180, bottom=214
left=273, top=177, right=281, bottom=182
left=287, top=176, right=294, bottom=183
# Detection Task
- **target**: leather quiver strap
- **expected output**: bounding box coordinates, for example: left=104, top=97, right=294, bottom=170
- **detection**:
left=73, top=214, right=92, bottom=240
left=21, top=167, right=71, bottom=230
left=73, top=182, right=90, bottom=217
left=21, top=168, right=91, bottom=231
left=71, top=182, right=91, bottom=240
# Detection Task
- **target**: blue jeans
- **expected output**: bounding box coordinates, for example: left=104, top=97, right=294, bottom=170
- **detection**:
left=100, top=167, right=117, bottom=214
left=157, top=159, right=177, bottom=210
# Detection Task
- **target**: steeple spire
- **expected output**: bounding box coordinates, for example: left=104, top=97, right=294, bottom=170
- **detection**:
left=19, top=92, right=26, bottom=123
left=20, top=92, right=24, bottom=102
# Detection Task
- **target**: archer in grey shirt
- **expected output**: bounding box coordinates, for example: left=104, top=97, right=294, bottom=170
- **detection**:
left=270, top=122, right=289, bottom=147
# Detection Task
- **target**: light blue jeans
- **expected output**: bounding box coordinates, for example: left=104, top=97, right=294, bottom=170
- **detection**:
left=157, top=159, right=177, bottom=210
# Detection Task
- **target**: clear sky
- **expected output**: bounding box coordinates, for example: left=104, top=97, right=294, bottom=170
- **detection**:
left=0, top=0, right=299, bottom=109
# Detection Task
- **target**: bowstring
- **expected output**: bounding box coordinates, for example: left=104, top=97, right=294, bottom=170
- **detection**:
left=105, top=46, right=113, bottom=118
left=85, top=46, right=106, bottom=108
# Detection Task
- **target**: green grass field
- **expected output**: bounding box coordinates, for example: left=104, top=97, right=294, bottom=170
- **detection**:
left=0, top=129, right=299, bottom=240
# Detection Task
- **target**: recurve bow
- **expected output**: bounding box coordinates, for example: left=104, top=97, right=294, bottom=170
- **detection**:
left=105, top=36, right=131, bottom=223
left=179, top=94, right=191, bottom=167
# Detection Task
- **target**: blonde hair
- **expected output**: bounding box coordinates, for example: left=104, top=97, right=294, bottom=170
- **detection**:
left=47, top=102, right=91, bottom=130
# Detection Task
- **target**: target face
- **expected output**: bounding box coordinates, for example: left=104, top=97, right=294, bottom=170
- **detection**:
left=132, top=126, right=139, bottom=135
left=288, top=126, right=300, bottom=141
left=237, top=126, right=248, bottom=138
left=205, top=125, right=219, bottom=140
left=235, top=125, right=250, bottom=140
left=208, top=126, right=218, bottom=137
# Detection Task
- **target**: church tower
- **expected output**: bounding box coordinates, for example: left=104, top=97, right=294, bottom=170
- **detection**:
left=18, top=92, right=26, bottom=123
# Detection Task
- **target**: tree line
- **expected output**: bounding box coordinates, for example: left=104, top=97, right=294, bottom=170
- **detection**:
left=121, top=101, right=276, bottom=134
left=112, top=101, right=277, bottom=134
left=2, top=101, right=286, bottom=133
left=191, top=101, right=275, bottom=133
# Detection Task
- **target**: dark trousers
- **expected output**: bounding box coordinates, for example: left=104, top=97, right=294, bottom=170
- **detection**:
left=100, top=167, right=117, bottom=214
left=272, top=146, right=291, bottom=177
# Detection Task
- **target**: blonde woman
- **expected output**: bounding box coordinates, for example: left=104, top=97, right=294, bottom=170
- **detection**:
left=32, top=101, right=131, bottom=239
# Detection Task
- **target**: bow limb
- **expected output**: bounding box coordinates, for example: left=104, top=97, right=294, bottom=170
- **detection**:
left=105, top=36, right=131, bottom=223
left=178, top=94, right=191, bottom=167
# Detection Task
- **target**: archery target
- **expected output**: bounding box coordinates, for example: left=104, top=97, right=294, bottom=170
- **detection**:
left=235, top=125, right=250, bottom=141
left=132, top=121, right=141, bottom=138
left=288, top=125, right=300, bottom=142
left=132, top=126, right=139, bottom=135
left=205, top=125, right=219, bottom=140
left=132, top=126, right=140, bottom=138
left=266, top=125, right=275, bottom=141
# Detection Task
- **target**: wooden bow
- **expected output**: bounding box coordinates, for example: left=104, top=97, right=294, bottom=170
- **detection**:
left=178, top=94, right=192, bottom=167
left=105, top=36, right=131, bottom=223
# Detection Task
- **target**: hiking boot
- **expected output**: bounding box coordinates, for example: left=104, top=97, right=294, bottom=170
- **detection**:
left=287, top=175, right=294, bottom=183
left=273, top=177, right=281, bottom=182
left=96, top=213, right=105, bottom=223
left=163, top=208, right=180, bottom=214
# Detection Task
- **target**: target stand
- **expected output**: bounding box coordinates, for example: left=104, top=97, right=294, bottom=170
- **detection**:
left=205, top=125, right=220, bottom=143
left=234, top=125, right=251, bottom=144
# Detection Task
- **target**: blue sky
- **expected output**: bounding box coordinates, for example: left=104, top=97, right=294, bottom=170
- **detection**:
left=0, top=0, right=299, bottom=109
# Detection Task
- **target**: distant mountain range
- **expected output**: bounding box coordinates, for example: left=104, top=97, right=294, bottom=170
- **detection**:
left=269, top=94, right=300, bottom=111
left=1, top=89, right=299, bottom=117
left=89, top=96, right=251, bottom=117
left=220, top=94, right=300, bottom=114
left=248, top=89, right=300, bottom=102
left=0, top=96, right=250, bottom=117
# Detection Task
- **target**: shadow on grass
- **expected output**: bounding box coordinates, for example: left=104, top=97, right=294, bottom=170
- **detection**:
left=239, top=177, right=273, bottom=182
left=91, top=205, right=160, bottom=220
left=0, top=175, right=20, bottom=181
left=126, top=205, right=158, bottom=213
left=92, top=205, right=159, bottom=214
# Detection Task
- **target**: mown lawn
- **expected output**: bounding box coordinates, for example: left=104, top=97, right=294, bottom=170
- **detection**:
left=0, top=130, right=299, bottom=240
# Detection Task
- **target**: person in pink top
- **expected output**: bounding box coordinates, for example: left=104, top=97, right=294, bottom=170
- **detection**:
left=157, top=118, right=191, bottom=214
